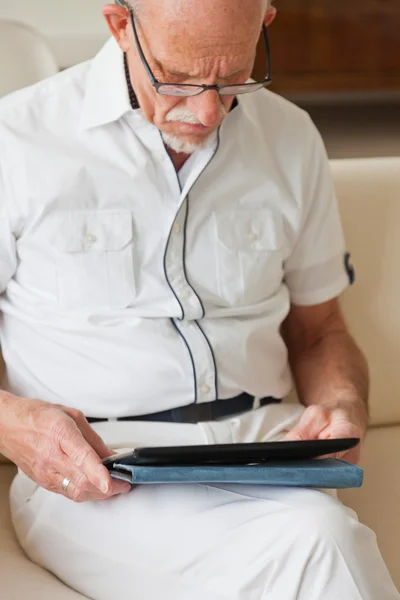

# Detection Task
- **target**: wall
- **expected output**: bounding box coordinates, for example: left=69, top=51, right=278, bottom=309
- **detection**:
left=254, top=0, right=400, bottom=97
left=0, top=0, right=109, bottom=67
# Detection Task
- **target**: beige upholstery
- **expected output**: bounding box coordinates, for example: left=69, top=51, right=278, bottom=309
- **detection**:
left=0, top=157, right=399, bottom=596
left=0, top=465, right=86, bottom=599
left=0, top=20, right=58, bottom=97
left=340, top=426, right=400, bottom=589
left=335, top=157, right=400, bottom=426
left=0, top=2, right=108, bottom=69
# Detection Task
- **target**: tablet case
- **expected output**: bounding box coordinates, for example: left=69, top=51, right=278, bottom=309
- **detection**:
left=109, top=459, right=363, bottom=489
left=128, top=438, right=360, bottom=466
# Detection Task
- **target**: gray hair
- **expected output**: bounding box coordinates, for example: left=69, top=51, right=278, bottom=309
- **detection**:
left=114, top=0, right=136, bottom=10
left=116, top=0, right=271, bottom=17
left=114, top=0, right=140, bottom=14
left=127, top=0, right=141, bottom=14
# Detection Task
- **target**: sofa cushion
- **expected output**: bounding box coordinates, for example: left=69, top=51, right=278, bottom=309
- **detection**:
left=0, top=1, right=108, bottom=69
left=0, top=464, right=88, bottom=599
left=332, top=157, right=400, bottom=426
left=340, top=425, right=400, bottom=591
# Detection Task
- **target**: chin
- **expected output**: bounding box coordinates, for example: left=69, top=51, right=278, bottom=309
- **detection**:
left=161, top=131, right=211, bottom=155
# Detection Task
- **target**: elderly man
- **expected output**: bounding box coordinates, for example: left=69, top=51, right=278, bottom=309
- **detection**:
left=0, top=0, right=398, bottom=598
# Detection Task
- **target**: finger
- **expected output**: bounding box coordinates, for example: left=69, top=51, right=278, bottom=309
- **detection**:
left=284, top=427, right=306, bottom=442
left=64, top=409, right=114, bottom=459
left=318, top=422, right=362, bottom=441
left=59, top=422, right=113, bottom=494
left=54, top=459, right=100, bottom=496
left=284, top=406, right=331, bottom=441
left=107, top=478, right=133, bottom=498
left=319, top=446, right=360, bottom=464
left=53, top=453, right=110, bottom=498
left=332, top=445, right=361, bottom=465
left=342, top=446, right=361, bottom=465
left=81, top=425, right=115, bottom=460
left=55, top=472, right=131, bottom=503
left=318, top=451, right=341, bottom=461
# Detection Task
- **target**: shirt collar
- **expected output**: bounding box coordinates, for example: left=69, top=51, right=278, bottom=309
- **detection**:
left=79, top=37, right=138, bottom=131
left=80, top=37, right=239, bottom=131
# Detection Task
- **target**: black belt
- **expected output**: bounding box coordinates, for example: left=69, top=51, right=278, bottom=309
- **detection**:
left=87, top=393, right=281, bottom=425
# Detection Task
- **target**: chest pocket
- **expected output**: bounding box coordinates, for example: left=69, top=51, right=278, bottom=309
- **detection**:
left=43, top=212, right=135, bottom=310
left=212, top=208, right=284, bottom=306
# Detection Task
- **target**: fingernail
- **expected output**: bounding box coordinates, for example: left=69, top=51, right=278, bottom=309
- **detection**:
left=99, top=480, right=109, bottom=494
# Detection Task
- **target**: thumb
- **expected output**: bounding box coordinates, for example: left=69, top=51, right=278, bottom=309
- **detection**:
left=284, top=424, right=319, bottom=442
left=284, top=428, right=307, bottom=442
left=284, top=406, right=331, bottom=442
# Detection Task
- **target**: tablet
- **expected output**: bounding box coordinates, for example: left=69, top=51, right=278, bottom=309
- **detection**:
left=103, top=438, right=360, bottom=468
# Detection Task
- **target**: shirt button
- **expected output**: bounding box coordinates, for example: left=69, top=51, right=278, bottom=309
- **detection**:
left=200, top=384, right=211, bottom=396
left=86, top=233, right=97, bottom=244
left=181, top=289, right=191, bottom=299
left=247, top=232, right=258, bottom=242
left=173, top=224, right=182, bottom=234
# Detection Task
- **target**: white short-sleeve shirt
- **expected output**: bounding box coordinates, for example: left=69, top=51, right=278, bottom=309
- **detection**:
left=0, top=38, right=350, bottom=417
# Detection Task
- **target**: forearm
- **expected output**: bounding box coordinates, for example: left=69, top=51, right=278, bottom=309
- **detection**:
left=0, top=390, right=29, bottom=455
left=289, top=330, right=370, bottom=428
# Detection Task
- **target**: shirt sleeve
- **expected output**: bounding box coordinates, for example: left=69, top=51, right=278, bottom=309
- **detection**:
left=283, top=118, right=351, bottom=306
left=0, top=155, right=17, bottom=295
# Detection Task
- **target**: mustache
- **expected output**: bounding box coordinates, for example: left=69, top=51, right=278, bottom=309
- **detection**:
left=165, top=104, right=228, bottom=124
left=165, top=109, right=203, bottom=124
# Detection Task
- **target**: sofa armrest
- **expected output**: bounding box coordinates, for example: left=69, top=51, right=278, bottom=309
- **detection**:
left=339, top=425, right=400, bottom=590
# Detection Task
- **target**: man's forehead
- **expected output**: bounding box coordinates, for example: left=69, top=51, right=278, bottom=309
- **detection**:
left=115, top=0, right=267, bottom=23
left=117, top=0, right=264, bottom=70
left=151, top=28, right=255, bottom=76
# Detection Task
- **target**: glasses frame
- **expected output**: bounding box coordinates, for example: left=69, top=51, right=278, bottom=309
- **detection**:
left=128, top=10, right=272, bottom=97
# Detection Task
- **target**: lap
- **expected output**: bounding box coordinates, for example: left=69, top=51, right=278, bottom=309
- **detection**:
left=12, top=469, right=398, bottom=600
left=9, top=407, right=400, bottom=600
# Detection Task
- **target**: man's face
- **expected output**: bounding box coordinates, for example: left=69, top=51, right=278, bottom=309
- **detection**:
left=129, top=16, right=258, bottom=153
left=105, top=1, right=272, bottom=153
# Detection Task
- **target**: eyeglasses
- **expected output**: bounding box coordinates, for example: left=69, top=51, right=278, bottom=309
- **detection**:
left=127, top=9, right=272, bottom=97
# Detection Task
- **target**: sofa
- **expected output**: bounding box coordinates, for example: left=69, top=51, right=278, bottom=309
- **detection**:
left=0, top=0, right=108, bottom=70
left=0, top=156, right=399, bottom=598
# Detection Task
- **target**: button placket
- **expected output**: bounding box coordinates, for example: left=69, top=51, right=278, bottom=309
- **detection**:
left=200, top=383, right=211, bottom=396
left=161, top=132, right=220, bottom=405
left=173, top=319, right=217, bottom=403
left=164, top=200, right=203, bottom=320
left=173, top=223, right=182, bottom=234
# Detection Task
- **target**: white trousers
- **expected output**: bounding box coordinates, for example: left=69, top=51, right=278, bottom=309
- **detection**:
left=10, top=404, right=400, bottom=600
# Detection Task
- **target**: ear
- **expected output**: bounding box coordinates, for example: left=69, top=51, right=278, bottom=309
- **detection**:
left=103, top=4, right=131, bottom=52
left=264, top=6, right=277, bottom=28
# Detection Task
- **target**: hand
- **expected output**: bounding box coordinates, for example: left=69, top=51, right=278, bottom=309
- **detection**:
left=284, top=401, right=369, bottom=464
left=0, top=393, right=131, bottom=502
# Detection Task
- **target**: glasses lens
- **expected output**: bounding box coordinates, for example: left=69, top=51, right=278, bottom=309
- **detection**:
left=219, top=82, right=267, bottom=96
left=157, top=85, right=203, bottom=97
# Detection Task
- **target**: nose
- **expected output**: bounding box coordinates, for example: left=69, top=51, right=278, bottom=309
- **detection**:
left=188, top=90, right=224, bottom=128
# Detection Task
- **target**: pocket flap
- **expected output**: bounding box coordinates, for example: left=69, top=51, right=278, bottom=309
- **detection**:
left=43, top=212, right=134, bottom=253
left=213, top=208, right=282, bottom=252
